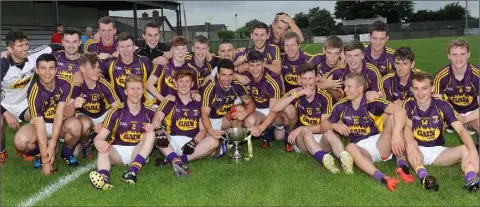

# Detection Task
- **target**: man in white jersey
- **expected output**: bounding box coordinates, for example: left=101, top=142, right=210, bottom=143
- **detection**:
left=0, top=30, right=63, bottom=164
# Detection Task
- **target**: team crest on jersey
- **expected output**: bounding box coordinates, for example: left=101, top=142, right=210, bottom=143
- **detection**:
left=193, top=109, right=199, bottom=116
left=432, top=116, right=439, bottom=123
left=315, top=107, right=321, bottom=114
left=135, top=67, right=141, bottom=73
left=54, top=92, right=62, bottom=101
left=465, top=86, right=472, bottom=93
left=362, top=116, right=369, bottom=124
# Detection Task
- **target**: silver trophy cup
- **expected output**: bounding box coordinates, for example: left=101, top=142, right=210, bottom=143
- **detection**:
left=224, top=127, right=250, bottom=164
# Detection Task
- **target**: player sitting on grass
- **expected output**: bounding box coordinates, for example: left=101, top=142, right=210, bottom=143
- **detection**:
left=320, top=73, right=409, bottom=191
left=241, top=51, right=288, bottom=151
left=151, top=70, right=206, bottom=176
left=67, top=53, right=120, bottom=160
left=201, top=58, right=255, bottom=157
left=433, top=39, right=479, bottom=136
left=272, top=63, right=353, bottom=174
left=382, top=47, right=422, bottom=104
left=89, top=74, right=157, bottom=189
left=403, top=71, right=479, bottom=192
left=14, top=54, right=78, bottom=175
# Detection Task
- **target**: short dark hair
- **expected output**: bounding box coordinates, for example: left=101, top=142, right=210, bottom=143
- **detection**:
left=56, top=24, right=63, bottom=27
left=5, top=30, right=27, bottom=47
left=217, top=58, right=235, bottom=73
left=219, top=39, right=233, bottom=46
left=345, top=73, right=368, bottom=92
left=143, top=22, right=159, bottom=33
left=79, top=53, right=99, bottom=67
left=251, top=22, right=269, bottom=34
left=394, top=47, right=415, bottom=63
left=98, top=16, right=116, bottom=28
left=274, top=12, right=289, bottom=23
left=36, top=54, right=57, bottom=68
left=174, top=69, right=195, bottom=81
left=370, top=20, right=389, bottom=36
left=247, top=50, right=264, bottom=63
left=116, top=32, right=135, bottom=43
left=63, top=27, right=82, bottom=39
left=299, top=62, right=316, bottom=76
left=344, top=39, right=364, bottom=53
left=193, top=35, right=208, bottom=44
left=412, top=71, right=433, bottom=86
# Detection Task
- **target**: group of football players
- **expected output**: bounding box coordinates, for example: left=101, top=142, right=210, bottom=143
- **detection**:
left=1, top=12, right=479, bottom=192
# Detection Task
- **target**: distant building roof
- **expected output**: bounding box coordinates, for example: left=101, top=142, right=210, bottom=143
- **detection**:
left=342, top=17, right=387, bottom=26
left=175, top=22, right=227, bottom=32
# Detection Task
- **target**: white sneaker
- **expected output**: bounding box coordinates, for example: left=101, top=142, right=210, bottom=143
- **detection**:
left=322, top=154, right=340, bottom=174
left=340, top=151, right=354, bottom=174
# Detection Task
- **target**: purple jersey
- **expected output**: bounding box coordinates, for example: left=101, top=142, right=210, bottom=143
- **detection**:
left=152, top=60, right=201, bottom=101
left=246, top=69, right=283, bottom=109
left=202, top=78, right=250, bottom=119
left=266, top=27, right=282, bottom=49
left=403, top=97, right=460, bottom=147
left=382, top=68, right=423, bottom=102
left=185, top=52, right=218, bottom=88
left=233, top=44, right=281, bottom=65
left=433, top=63, right=479, bottom=114
left=328, top=62, right=383, bottom=94
left=284, top=89, right=333, bottom=126
left=103, top=54, right=152, bottom=103
left=327, top=97, right=390, bottom=143
left=281, top=50, right=322, bottom=92
left=102, top=103, right=156, bottom=146
left=71, top=78, right=119, bottom=118
left=158, top=97, right=201, bottom=138
left=363, top=43, right=395, bottom=76
left=52, top=51, right=80, bottom=81
left=28, top=77, right=73, bottom=123
left=84, top=39, right=117, bottom=55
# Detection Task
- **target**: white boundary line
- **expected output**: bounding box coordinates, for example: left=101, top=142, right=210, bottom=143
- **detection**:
left=301, top=44, right=313, bottom=51
left=17, top=162, right=96, bottom=207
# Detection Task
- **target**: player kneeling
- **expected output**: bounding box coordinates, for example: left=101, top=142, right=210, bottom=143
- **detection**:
left=404, top=72, right=479, bottom=192
left=67, top=53, right=121, bottom=160
left=151, top=70, right=210, bottom=177
left=320, top=73, right=408, bottom=191
left=14, top=54, right=78, bottom=174
left=201, top=58, right=255, bottom=157
left=272, top=63, right=353, bottom=174
left=89, top=74, right=157, bottom=190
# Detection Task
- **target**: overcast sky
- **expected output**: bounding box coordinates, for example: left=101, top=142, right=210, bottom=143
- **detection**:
left=110, top=1, right=479, bottom=30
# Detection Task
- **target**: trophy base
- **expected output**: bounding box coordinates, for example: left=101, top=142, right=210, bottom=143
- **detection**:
left=229, top=154, right=244, bottom=164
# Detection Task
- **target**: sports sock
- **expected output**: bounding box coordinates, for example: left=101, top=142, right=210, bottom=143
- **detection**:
left=396, top=153, right=408, bottom=167
left=98, top=169, right=111, bottom=183
left=61, top=145, right=73, bottom=158
left=313, top=150, right=326, bottom=165
left=0, top=131, right=5, bottom=153
left=180, top=154, right=189, bottom=163
left=465, top=171, right=477, bottom=183
left=128, top=154, right=146, bottom=174
left=373, top=170, right=385, bottom=182
left=166, top=152, right=183, bottom=165
left=415, top=166, right=428, bottom=180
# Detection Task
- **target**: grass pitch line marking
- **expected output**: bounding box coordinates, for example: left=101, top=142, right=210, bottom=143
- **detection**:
left=17, top=162, right=96, bottom=207
left=301, top=44, right=313, bottom=51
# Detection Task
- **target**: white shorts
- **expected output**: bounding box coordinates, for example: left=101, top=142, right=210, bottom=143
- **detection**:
left=210, top=118, right=223, bottom=130
left=234, top=97, right=242, bottom=105
left=418, top=146, right=447, bottom=165
left=77, top=113, right=107, bottom=126
left=256, top=108, right=270, bottom=116
left=45, top=123, right=53, bottom=138
left=356, top=134, right=393, bottom=162
left=112, top=145, right=135, bottom=165
left=294, top=134, right=323, bottom=153
left=461, top=111, right=476, bottom=135
left=170, top=135, right=193, bottom=156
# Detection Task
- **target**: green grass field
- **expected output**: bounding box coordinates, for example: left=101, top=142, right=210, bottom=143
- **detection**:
left=2, top=36, right=480, bottom=206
